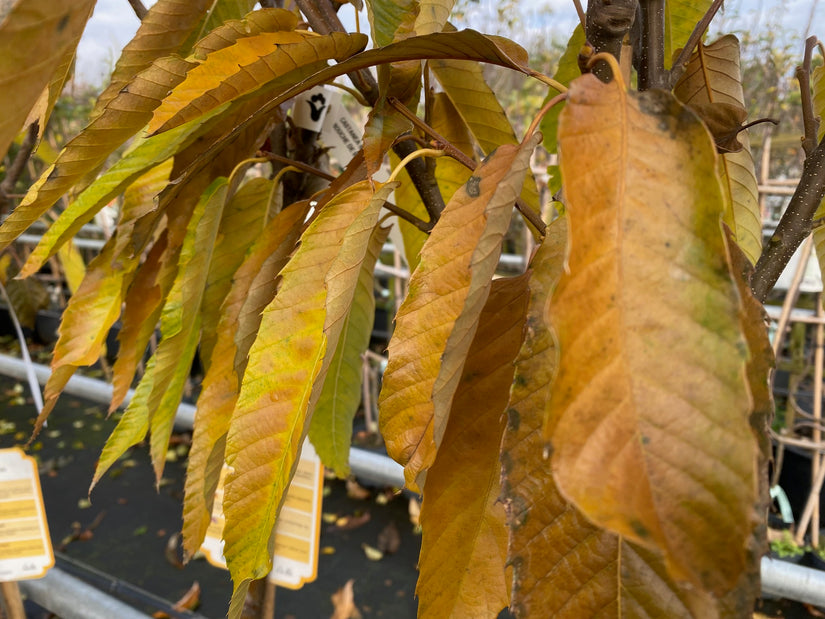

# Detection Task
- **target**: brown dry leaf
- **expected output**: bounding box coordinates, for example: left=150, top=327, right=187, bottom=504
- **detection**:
left=331, top=579, right=362, bottom=619
left=153, top=581, right=201, bottom=619
left=687, top=101, right=748, bottom=153
left=551, top=73, right=758, bottom=597
left=417, top=275, right=528, bottom=619
left=377, top=521, right=401, bottom=555
left=332, top=512, right=371, bottom=531
left=345, top=478, right=372, bottom=500
left=503, top=221, right=720, bottom=617
left=379, top=134, right=540, bottom=492
left=673, top=34, right=761, bottom=265
left=0, top=0, right=95, bottom=159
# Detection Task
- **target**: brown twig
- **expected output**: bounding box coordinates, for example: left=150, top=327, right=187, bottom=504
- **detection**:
left=0, top=122, right=38, bottom=215
left=293, top=0, right=447, bottom=222
left=751, top=137, right=825, bottom=302
left=126, top=0, right=148, bottom=20
left=383, top=200, right=433, bottom=233
left=572, top=0, right=586, bottom=31
left=669, top=0, right=725, bottom=86
left=637, top=0, right=668, bottom=90
left=387, top=96, right=548, bottom=236
left=259, top=151, right=336, bottom=181
left=585, top=0, right=637, bottom=82
left=797, top=36, right=820, bottom=157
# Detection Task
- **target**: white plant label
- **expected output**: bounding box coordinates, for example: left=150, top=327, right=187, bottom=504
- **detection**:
left=320, top=93, right=362, bottom=167
left=200, top=438, right=324, bottom=590
left=292, top=86, right=334, bottom=132
left=0, top=448, right=54, bottom=580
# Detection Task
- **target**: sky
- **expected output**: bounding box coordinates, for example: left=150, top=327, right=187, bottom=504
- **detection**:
left=73, top=0, right=825, bottom=85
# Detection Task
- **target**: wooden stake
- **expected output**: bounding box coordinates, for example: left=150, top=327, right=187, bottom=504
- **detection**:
left=0, top=581, right=25, bottom=619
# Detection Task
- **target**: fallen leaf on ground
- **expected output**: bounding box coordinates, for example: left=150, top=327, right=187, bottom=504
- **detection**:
left=331, top=579, right=361, bottom=619
left=346, top=478, right=371, bottom=500
left=377, top=521, right=400, bottom=554
left=362, top=543, right=384, bottom=561
left=153, top=581, right=201, bottom=618
left=408, top=497, right=421, bottom=527
left=165, top=532, right=184, bottom=569
left=332, top=511, right=371, bottom=531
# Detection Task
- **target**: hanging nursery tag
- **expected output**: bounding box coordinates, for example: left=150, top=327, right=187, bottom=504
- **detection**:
left=200, top=439, right=324, bottom=590
left=320, top=93, right=362, bottom=167
left=0, top=448, right=54, bottom=580
left=267, top=439, right=324, bottom=589
left=292, top=86, right=334, bottom=132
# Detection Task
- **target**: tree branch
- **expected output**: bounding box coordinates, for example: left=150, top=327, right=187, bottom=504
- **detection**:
left=126, top=0, right=148, bottom=20
left=0, top=122, right=37, bottom=215
left=637, top=0, right=667, bottom=90
left=585, top=0, right=637, bottom=82
left=669, top=0, right=725, bottom=87
left=797, top=36, right=820, bottom=157
left=751, top=136, right=825, bottom=302
left=293, top=0, right=447, bottom=220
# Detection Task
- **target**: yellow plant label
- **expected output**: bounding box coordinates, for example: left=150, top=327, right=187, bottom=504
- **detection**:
left=201, top=439, right=324, bottom=589
left=0, top=448, right=54, bottom=580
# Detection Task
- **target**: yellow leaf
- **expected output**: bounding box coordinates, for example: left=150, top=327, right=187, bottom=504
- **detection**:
left=550, top=74, right=758, bottom=595
left=414, top=0, right=455, bottom=35
left=810, top=65, right=825, bottom=288
left=666, top=1, right=712, bottom=69
left=91, top=0, right=212, bottom=118
left=417, top=275, right=527, bottom=619
left=379, top=133, right=540, bottom=492
left=110, top=232, right=172, bottom=412
left=56, top=242, right=85, bottom=295
left=144, top=178, right=228, bottom=482
left=0, top=0, right=94, bottom=159
left=430, top=57, right=541, bottom=213
left=503, top=221, right=723, bottom=617
left=394, top=92, right=473, bottom=269
left=192, top=8, right=299, bottom=59
left=0, top=55, right=195, bottom=258
left=199, top=177, right=272, bottom=369
left=182, top=201, right=309, bottom=558
left=673, top=35, right=762, bottom=265
left=31, top=237, right=140, bottom=439
left=222, top=182, right=392, bottom=610
left=310, top=223, right=390, bottom=477
left=149, top=31, right=368, bottom=134
left=165, top=30, right=539, bottom=176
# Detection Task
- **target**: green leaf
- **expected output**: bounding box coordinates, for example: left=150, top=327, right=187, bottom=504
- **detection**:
left=539, top=24, right=583, bottom=156
left=310, top=223, right=390, bottom=477
left=183, top=201, right=309, bottom=558
left=666, top=0, right=712, bottom=69
left=145, top=178, right=228, bottom=482
left=199, top=177, right=272, bottom=369
left=366, top=0, right=417, bottom=47
left=17, top=116, right=217, bottom=278
left=222, top=182, right=392, bottom=611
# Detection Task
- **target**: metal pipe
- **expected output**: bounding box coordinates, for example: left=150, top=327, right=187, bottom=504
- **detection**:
left=0, top=354, right=399, bottom=485
left=17, top=567, right=151, bottom=619
left=14, top=354, right=825, bottom=607
left=761, top=557, right=825, bottom=606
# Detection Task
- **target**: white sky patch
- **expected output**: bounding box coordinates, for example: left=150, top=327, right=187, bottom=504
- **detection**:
left=72, top=0, right=823, bottom=86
